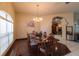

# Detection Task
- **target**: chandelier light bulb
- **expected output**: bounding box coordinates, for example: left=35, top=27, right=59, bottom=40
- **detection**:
left=39, top=17, right=43, bottom=21
left=33, top=17, right=43, bottom=22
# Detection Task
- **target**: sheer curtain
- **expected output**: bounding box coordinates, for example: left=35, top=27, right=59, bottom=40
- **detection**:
left=0, top=10, right=13, bottom=55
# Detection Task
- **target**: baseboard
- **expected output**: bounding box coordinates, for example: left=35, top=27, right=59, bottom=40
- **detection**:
left=16, top=38, right=27, bottom=40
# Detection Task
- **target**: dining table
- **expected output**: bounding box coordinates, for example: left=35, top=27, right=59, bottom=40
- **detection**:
left=37, top=36, right=71, bottom=56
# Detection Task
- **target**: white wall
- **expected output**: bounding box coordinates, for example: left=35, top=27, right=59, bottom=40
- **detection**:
left=15, top=12, right=74, bottom=40
left=15, top=13, right=40, bottom=39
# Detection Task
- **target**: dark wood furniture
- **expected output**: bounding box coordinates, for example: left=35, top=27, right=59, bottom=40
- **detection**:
left=38, top=35, right=71, bottom=56
left=27, top=34, right=71, bottom=56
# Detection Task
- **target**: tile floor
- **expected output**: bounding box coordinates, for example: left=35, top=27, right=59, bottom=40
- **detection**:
left=59, top=39, right=79, bottom=56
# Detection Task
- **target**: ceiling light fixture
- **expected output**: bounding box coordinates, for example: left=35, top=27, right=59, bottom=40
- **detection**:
left=33, top=4, right=43, bottom=23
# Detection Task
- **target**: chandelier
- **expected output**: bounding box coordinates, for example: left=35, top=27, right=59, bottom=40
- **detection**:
left=33, top=4, right=43, bottom=22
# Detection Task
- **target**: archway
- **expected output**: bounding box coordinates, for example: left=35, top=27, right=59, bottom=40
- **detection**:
left=52, top=16, right=68, bottom=40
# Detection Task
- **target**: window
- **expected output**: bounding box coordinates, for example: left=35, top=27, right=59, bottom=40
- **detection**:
left=0, top=10, right=13, bottom=55
left=0, top=11, right=6, bottom=18
left=7, top=14, right=13, bottom=22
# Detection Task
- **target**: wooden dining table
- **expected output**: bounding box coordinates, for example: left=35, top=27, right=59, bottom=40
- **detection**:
left=37, top=36, right=71, bottom=56
left=27, top=35, right=71, bottom=56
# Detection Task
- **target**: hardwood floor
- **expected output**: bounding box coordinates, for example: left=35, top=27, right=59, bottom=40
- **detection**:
left=5, top=38, right=71, bottom=56
left=6, top=39, right=30, bottom=56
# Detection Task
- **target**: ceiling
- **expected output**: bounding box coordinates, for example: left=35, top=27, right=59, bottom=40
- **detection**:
left=13, top=2, right=79, bottom=16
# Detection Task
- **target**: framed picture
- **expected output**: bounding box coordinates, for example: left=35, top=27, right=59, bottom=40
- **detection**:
left=27, top=21, right=35, bottom=27
left=66, top=26, right=73, bottom=34
left=66, top=26, right=73, bottom=40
